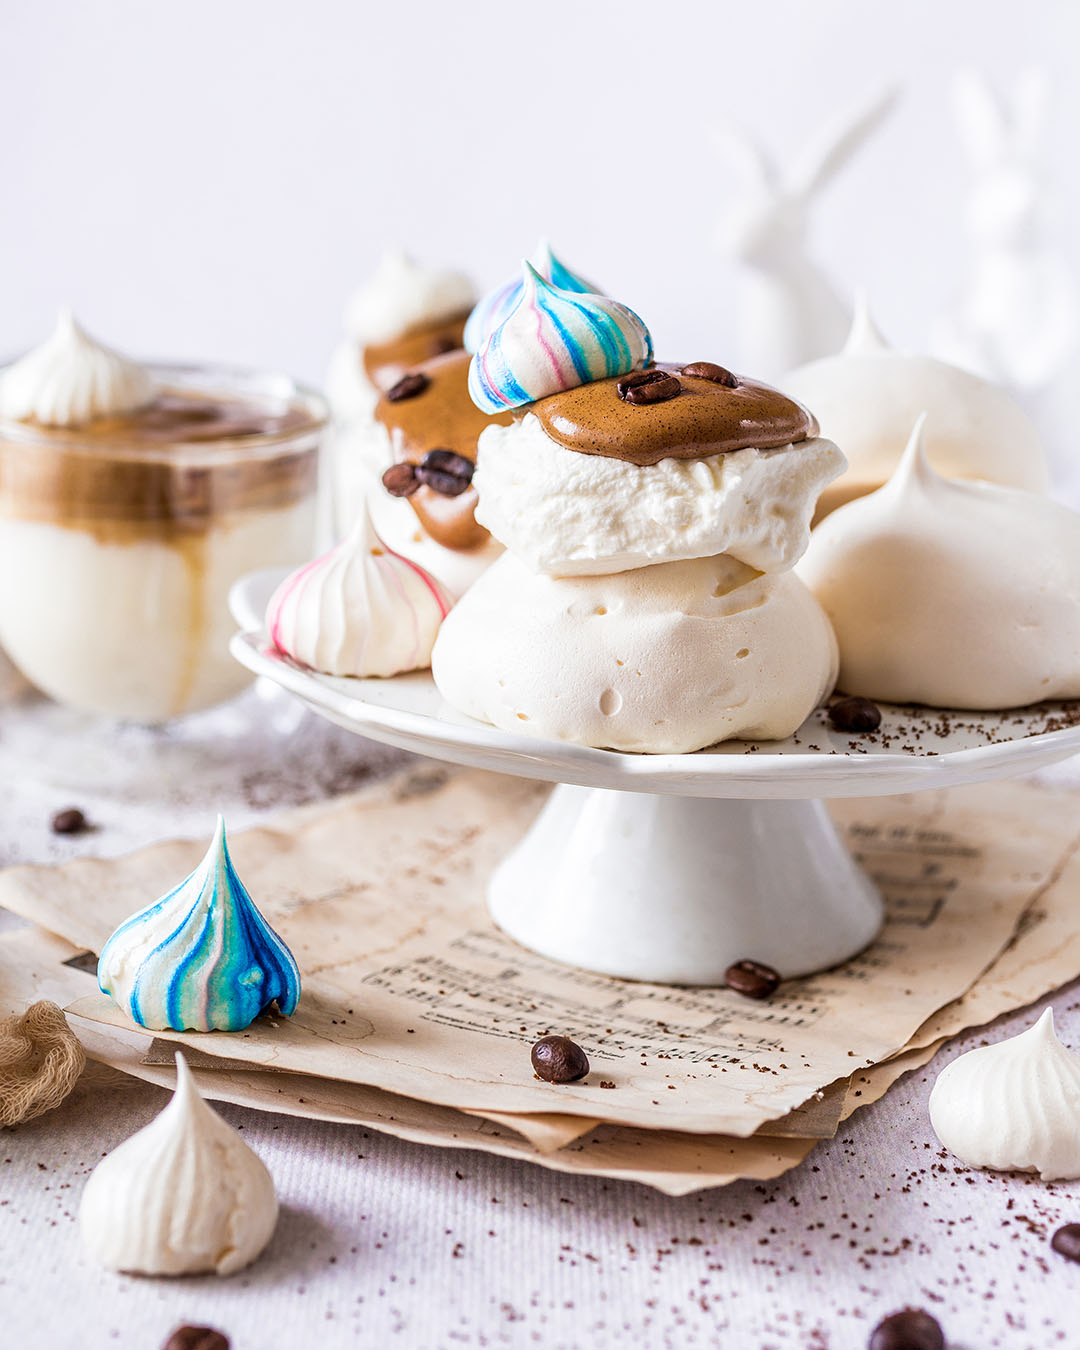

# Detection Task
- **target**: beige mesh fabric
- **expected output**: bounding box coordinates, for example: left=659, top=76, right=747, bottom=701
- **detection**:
left=0, top=1001, right=86, bottom=1127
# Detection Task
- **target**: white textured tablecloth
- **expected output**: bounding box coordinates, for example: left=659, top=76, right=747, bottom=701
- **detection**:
left=3, top=687, right=1080, bottom=1350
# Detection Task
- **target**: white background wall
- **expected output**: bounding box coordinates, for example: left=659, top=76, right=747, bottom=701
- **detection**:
left=3, top=0, right=1078, bottom=387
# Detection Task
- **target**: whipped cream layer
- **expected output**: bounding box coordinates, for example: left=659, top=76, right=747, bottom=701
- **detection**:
left=929, top=1009, right=1080, bottom=1180
left=432, top=551, right=837, bottom=753
left=798, top=418, right=1080, bottom=708
left=475, top=414, right=844, bottom=577
left=344, top=251, right=475, bottom=346
left=79, top=1053, right=278, bottom=1274
left=0, top=311, right=157, bottom=427
left=784, top=305, right=1047, bottom=507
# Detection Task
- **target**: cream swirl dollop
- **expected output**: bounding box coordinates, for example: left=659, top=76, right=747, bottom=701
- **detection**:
left=98, top=816, right=300, bottom=1033
left=0, top=310, right=157, bottom=427
left=344, top=250, right=475, bottom=346
left=468, top=263, right=652, bottom=413
left=929, top=1009, right=1080, bottom=1180
left=266, top=504, right=452, bottom=676
left=463, top=240, right=597, bottom=353
left=79, top=1052, right=279, bottom=1275
left=798, top=416, right=1080, bottom=708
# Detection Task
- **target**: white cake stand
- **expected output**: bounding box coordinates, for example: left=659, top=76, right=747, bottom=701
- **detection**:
left=230, top=569, right=1080, bottom=986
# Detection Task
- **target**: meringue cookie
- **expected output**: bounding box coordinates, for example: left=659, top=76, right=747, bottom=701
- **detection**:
left=344, top=250, right=475, bottom=347
left=463, top=240, right=597, bottom=353
left=468, top=263, right=652, bottom=413
left=929, top=1009, right=1080, bottom=1180
left=98, top=817, right=300, bottom=1033
left=267, top=505, right=452, bottom=675
left=798, top=416, right=1080, bottom=708
left=79, top=1052, right=278, bottom=1275
left=0, top=310, right=157, bottom=427
left=432, top=551, right=837, bottom=753
left=474, top=414, right=845, bottom=577
left=784, top=298, right=1047, bottom=512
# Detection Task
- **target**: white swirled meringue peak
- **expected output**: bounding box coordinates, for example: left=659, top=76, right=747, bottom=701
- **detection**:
left=79, top=1052, right=278, bottom=1275
left=798, top=415, right=1080, bottom=708
left=928, top=1009, right=1080, bottom=1180
left=344, top=250, right=475, bottom=346
left=784, top=295, right=1047, bottom=514
left=0, top=309, right=158, bottom=427
left=98, top=817, right=300, bottom=1033
left=468, top=262, right=652, bottom=413
left=266, top=503, right=452, bottom=676
left=463, top=240, right=598, bottom=353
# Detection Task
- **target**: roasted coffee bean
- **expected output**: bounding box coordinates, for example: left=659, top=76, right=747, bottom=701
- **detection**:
left=1052, top=1223, right=1080, bottom=1262
left=381, top=463, right=420, bottom=498
left=681, top=361, right=738, bottom=387
left=386, top=372, right=430, bottom=403
left=617, top=369, right=681, bottom=405
left=163, top=1327, right=230, bottom=1350
left=531, top=1035, right=590, bottom=1083
left=724, top=959, right=781, bottom=999
left=51, top=807, right=88, bottom=835
left=828, top=695, right=883, bottom=733
left=416, top=449, right=475, bottom=497
left=868, top=1307, right=944, bottom=1350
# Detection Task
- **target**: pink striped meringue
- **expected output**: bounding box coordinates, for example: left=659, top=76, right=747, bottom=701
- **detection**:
left=266, top=505, right=452, bottom=677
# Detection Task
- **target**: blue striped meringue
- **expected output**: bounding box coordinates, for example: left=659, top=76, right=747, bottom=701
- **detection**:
left=468, top=263, right=653, bottom=414
left=98, top=817, right=300, bottom=1032
left=463, top=241, right=597, bottom=353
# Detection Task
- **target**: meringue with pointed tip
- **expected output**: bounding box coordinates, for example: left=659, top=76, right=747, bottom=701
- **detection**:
left=798, top=415, right=1080, bottom=708
left=79, top=1052, right=279, bottom=1275
left=98, top=817, right=300, bottom=1032
left=344, top=250, right=475, bottom=347
left=0, top=310, right=158, bottom=427
left=929, top=1009, right=1080, bottom=1180
left=267, top=504, right=452, bottom=676
left=784, top=296, right=1047, bottom=514
left=463, top=240, right=597, bottom=353
left=468, top=263, right=652, bottom=413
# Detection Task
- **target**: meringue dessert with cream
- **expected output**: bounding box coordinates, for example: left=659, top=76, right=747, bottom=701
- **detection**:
left=784, top=299, right=1048, bottom=518
left=0, top=313, right=324, bottom=720
left=433, top=262, right=843, bottom=753
left=799, top=416, right=1080, bottom=709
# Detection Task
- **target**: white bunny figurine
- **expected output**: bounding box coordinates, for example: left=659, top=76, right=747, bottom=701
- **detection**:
left=715, top=88, right=897, bottom=378
left=932, top=67, right=1076, bottom=391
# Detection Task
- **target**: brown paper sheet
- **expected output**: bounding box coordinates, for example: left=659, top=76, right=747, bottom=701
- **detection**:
left=1, top=770, right=1075, bottom=1140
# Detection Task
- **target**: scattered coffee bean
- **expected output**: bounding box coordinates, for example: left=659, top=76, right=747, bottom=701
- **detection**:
left=868, top=1308, right=944, bottom=1350
left=828, top=695, right=883, bottom=733
left=51, top=807, right=88, bottom=836
left=386, top=372, right=430, bottom=403
left=416, top=449, right=475, bottom=497
left=163, top=1327, right=230, bottom=1350
left=724, top=959, right=781, bottom=1000
left=616, top=369, right=681, bottom=405
left=381, top=463, right=420, bottom=498
left=531, top=1035, right=590, bottom=1083
left=1052, top=1223, right=1080, bottom=1262
left=599, top=1080, right=616, bottom=1089
left=681, top=361, right=738, bottom=387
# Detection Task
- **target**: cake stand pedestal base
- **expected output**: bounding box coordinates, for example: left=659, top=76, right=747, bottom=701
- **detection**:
left=487, top=785, right=883, bottom=985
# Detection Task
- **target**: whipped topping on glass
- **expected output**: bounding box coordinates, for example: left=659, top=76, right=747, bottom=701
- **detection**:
left=267, top=504, right=452, bottom=676
left=463, top=240, right=597, bottom=354
left=432, top=550, right=837, bottom=754
left=475, top=414, right=845, bottom=577
left=98, top=816, right=300, bottom=1033
left=798, top=415, right=1080, bottom=708
left=929, top=1009, right=1080, bottom=1180
left=468, top=263, right=652, bottom=413
left=344, top=250, right=475, bottom=346
left=79, top=1052, right=278, bottom=1275
left=0, top=310, right=158, bottom=427
left=783, top=299, right=1048, bottom=502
